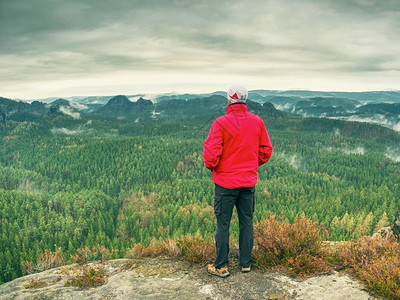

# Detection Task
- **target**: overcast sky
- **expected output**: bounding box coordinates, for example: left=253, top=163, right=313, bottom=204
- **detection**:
left=1, top=0, right=399, bottom=99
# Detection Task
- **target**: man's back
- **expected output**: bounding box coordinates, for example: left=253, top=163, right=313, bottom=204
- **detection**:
left=204, top=103, right=272, bottom=189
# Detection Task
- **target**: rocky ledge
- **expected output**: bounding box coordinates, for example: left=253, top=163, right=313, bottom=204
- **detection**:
left=0, top=257, right=373, bottom=300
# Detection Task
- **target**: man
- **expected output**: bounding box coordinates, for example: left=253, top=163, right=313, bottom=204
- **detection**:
left=203, top=85, right=273, bottom=277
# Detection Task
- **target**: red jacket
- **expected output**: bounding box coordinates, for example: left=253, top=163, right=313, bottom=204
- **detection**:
left=203, top=103, right=273, bottom=189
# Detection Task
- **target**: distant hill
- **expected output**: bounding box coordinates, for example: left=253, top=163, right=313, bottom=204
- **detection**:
left=0, top=96, right=32, bottom=116
left=94, top=95, right=135, bottom=116
left=261, top=96, right=302, bottom=105
left=4, top=89, right=400, bottom=131
left=249, top=90, right=400, bottom=103
left=156, top=95, right=226, bottom=116
left=50, top=98, right=70, bottom=106
left=13, top=89, right=400, bottom=106
left=356, top=103, right=400, bottom=116
left=308, top=97, right=359, bottom=110
left=156, top=91, right=226, bottom=102
left=93, top=95, right=153, bottom=116
left=0, top=96, right=80, bottom=122
left=291, top=97, right=360, bottom=117
left=30, top=101, right=46, bottom=113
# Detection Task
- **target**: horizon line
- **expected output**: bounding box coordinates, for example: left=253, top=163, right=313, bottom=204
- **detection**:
left=6, top=88, right=400, bottom=102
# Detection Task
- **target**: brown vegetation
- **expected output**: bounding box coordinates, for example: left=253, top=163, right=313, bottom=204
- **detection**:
left=24, top=216, right=400, bottom=298
left=21, top=248, right=66, bottom=274
left=178, top=235, right=214, bottom=263
left=126, top=235, right=214, bottom=264
left=70, top=245, right=118, bottom=264
left=24, top=279, right=48, bottom=289
left=335, top=236, right=400, bottom=299
left=65, top=266, right=107, bottom=289
left=253, top=215, right=331, bottom=277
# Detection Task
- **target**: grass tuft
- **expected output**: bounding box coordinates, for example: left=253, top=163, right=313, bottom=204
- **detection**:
left=65, top=265, right=107, bottom=289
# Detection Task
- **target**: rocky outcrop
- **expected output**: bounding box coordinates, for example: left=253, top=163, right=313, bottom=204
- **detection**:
left=393, top=206, right=400, bottom=241
left=0, top=257, right=371, bottom=300
left=30, top=101, right=46, bottom=114
left=93, top=95, right=135, bottom=116
left=373, top=208, right=400, bottom=242
left=372, top=226, right=395, bottom=240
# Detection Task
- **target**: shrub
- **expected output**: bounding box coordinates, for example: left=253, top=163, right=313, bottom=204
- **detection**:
left=70, top=245, right=118, bottom=264
left=70, top=246, right=97, bottom=264
left=65, top=266, right=107, bottom=289
left=21, top=261, right=34, bottom=275
left=22, top=248, right=66, bottom=274
left=336, top=236, right=400, bottom=299
left=126, top=236, right=211, bottom=262
left=96, top=245, right=117, bottom=262
left=286, top=253, right=330, bottom=277
left=155, top=239, right=182, bottom=258
left=125, top=240, right=166, bottom=258
left=253, top=215, right=331, bottom=277
left=178, top=234, right=214, bottom=263
left=125, top=243, right=151, bottom=259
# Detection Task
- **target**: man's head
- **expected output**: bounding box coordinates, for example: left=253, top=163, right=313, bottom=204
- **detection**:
left=227, top=85, right=248, bottom=105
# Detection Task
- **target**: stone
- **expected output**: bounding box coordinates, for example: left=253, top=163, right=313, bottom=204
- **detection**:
left=0, top=257, right=372, bottom=300
left=393, top=206, right=400, bottom=241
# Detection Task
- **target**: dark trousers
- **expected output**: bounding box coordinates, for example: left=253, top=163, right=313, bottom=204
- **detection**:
left=213, top=183, right=255, bottom=269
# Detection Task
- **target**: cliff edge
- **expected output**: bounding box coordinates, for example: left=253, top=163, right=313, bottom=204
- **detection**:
left=0, top=257, right=372, bottom=300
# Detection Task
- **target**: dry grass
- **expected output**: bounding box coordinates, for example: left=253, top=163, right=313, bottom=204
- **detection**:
left=178, top=235, right=214, bottom=263
left=125, top=243, right=150, bottom=259
left=24, top=279, right=48, bottom=289
left=253, top=215, right=331, bottom=277
left=64, top=266, right=107, bottom=289
left=24, top=215, right=400, bottom=298
left=126, top=235, right=214, bottom=264
left=156, top=239, right=183, bottom=257
left=70, top=245, right=119, bottom=264
left=22, top=245, right=118, bottom=276
left=335, top=236, right=400, bottom=299
left=21, top=248, right=66, bottom=274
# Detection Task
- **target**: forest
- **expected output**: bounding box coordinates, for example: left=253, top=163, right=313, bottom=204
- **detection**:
left=0, top=97, right=399, bottom=284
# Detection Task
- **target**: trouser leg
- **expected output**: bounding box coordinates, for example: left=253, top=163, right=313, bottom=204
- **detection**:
left=235, top=186, right=255, bottom=268
left=213, top=184, right=237, bottom=269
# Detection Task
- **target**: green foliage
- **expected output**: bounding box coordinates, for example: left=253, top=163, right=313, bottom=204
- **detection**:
left=0, top=108, right=399, bottom=285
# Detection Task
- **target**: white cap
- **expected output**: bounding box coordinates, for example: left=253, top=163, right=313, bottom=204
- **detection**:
left=227, top=85, right=248, bottom=103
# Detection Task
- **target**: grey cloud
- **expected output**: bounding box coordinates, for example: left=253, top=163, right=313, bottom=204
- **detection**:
left=0, top=0, right=399, bottom=98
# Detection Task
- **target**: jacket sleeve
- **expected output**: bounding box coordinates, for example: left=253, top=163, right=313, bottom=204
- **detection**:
left=258, top=121, right=273, bottom=166
left=203, top=120, right=223, bottom=171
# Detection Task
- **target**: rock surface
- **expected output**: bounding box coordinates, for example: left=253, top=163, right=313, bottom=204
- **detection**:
left=372, top=226, right=395, bottom=240
left=0, top=257, right=372, bottom=300
left=393, top=206, right=400, bottom=241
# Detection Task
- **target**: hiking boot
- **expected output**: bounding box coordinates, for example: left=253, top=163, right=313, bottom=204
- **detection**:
left=241, top=266, right=251, bottom=273
left=206, top=264, right=230, bottom=278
